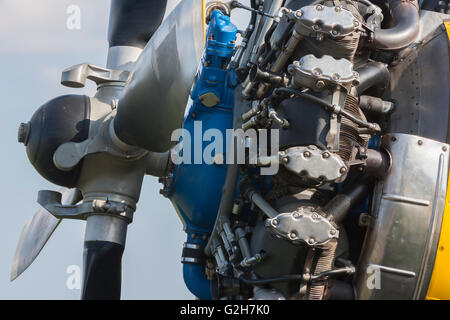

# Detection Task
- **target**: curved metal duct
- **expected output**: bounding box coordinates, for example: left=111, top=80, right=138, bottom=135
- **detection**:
left=114, top=0, right=205, bottom=153
left=373, top=0, right=420, bottom=50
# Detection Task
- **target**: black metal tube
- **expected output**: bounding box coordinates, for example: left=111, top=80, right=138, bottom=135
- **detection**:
left=356, top=62, right=390, bottom=95
left=365, top=149, right=391, bottom=178
left=108, top=0, right=167, bottom=49
left=81, top=241, right=124, bottom=300
left=324, top=176, right=374, bottom=224
left=250, top=65, right=287, bottom=86
left=372, top=0, right=420, bottom=50
left=359, top=95, right=395, bottom=114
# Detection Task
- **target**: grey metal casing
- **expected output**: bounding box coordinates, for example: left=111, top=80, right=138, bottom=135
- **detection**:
left=354, top=134, right=449, bottom=299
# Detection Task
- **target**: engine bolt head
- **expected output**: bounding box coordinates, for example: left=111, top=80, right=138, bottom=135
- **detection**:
left=312, top=213, right=319, bottom=219
left=303, top=151, right=311, bottom=158
left=443, top=146, right=448, bottom=152
left=316, top=4, right=323, bottom=11
left=330, top=229, right=337, bottom=235
left=308, top=238, right=315, bottom=245
left=418, top=140, right=423, bottom=146
left=335, top=6, right=342, bottom=12
left=289, top=232, right=297, bottom=239
left=295, top=10, right=303, bottom=18
left=316, top=80, right=325, bottom=88
left=272, top=219, right=279, bottom=226
left=322, top=152, right=330, bottom=159
left=282, top=156, right=289, bottom=163
left=292, top=212, right=301, bottom=219
left=340, top=167, right=347, bottom=174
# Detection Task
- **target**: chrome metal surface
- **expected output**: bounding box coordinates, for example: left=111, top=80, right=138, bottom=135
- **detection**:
left=265, top=206, right=338, bottom=246
left=288, top=55, right=359, bottom=90
left=84, top=215, right=128, bottom=246
left=281, top=146, right=347, bottom=182
left=354, top=133, right=449, bottom=299
left=289, top=5, right=360, bottom=38
left=106, top=46, right=143, bottom=72
left=10, top=188, right=80, bottom=281
left=61, top=63, right=130, bottom=88
left=114, top=0, right=204, bottom=152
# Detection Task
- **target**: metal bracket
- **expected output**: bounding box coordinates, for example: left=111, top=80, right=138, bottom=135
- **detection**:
left=37, top=190, right=133, bottom=222
left=61, top=63, right=130, bottom=88
left=53, top=117, right=147, bottom=171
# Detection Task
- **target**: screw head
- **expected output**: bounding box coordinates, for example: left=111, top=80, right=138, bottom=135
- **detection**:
left=330, top=229, right=337, bottom=235
left=303, top=151, right=311, bottom=158
left=322, top=152, right=330, bottom=159
left=282, top=156, right=289, bottom=164
left=340, top=167, right=347, bottom=174
left=418, top=140, right=423, bottom=146
left=289, top=232, right=297, bottom=239
left=308, top=238, right=315, bottom=245
left=295, top=10, right=303, bottom=18
left=316, top=5, right=323, bottom=11
left=316, top=80, right=325, bottom=89
left=272, top=219, right=279, bottom=226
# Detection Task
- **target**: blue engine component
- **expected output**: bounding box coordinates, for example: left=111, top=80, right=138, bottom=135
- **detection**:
left=167, top=10, right=237, bottom=300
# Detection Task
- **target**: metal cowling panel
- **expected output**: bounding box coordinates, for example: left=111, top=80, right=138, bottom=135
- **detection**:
left=354, top=134, right=449, bottom=299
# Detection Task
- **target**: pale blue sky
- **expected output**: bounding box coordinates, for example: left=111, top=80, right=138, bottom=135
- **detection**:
left=0, top=0, right=249, bottom=299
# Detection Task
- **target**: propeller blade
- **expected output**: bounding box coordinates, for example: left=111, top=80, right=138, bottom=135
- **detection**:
left=113, top=0, right=205, bottom=153
left=10, top=188, right=82, bottom=281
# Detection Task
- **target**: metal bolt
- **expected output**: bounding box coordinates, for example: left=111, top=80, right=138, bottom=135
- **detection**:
left=443, top=146, right=448, bottom=152
left=335, top=6, right=342, bottom=12
left=282, top=156, right=289, bottom=164
left=353, top=20, right=360, bottom=27
left=289, top=232, right=297, bottom=239
left=418, top=140, right=423, bottom=146
left=293, top=212, right=301, bottom=219
left=272, top=219, right=279, bottom=226
left=303, top=151, right=311, bottom=158
left=330, top=229, right=336, bottom=235
left=391, top=136, right=398, bottom=142
left=316, top=5, right=323, bottom=11
left=313, top=24, right=321, bottom=31
left=332, top=73, right=340, bottom=80
left=316, top=81, right=325, bottom=89
left=295, top=10, right=303, bottom=18
left=18, top=122, right=30, bottom=145
left=312, top=213, right=319, bottom=220
left=340, top=167, right=347, bottom=174
left=331, top=30, right=339, bottom=36
left=322, top=152, right=330, bottom=159
left=308, top=238, right=315, bottom=245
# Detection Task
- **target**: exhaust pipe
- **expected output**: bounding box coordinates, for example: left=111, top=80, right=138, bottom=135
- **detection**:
left=372, top=0, right=420, bottom=50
